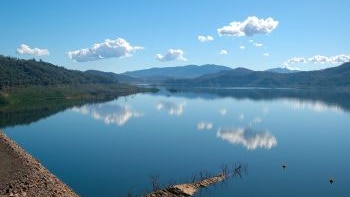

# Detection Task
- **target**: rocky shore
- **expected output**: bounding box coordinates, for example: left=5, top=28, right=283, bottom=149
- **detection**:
left=0, top=130, right=79, bottom=197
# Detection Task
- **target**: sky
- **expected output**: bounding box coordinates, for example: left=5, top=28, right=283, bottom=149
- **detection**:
left=1, top=0, right=350, bottom=73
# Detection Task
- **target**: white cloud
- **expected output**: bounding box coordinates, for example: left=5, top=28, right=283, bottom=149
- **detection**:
left=282, top=57, right=306, bottom=69
left=263, top=53, right=270, bottom=57
left=67, top=38, right=143, bottom=62
left=239, top=45, right=245, bottom=50
left=220, top=108, right=227, bottom=116
left=156, top=101, right=186, bottom=116
left=217, top=127, right=277, bottom=150
left=253, top=42, right=263, bottom=47
left=308, top=55, right=329, bottom=64
left=283, top=54, right=350, bottom=67
left=198, top=35, right=214, bottom=42
left=156, top=49, right=187, bottom=62
left=197, top=122, right=213, bottom=131
left=16, top=44, right=49, bottom=56
left=72, top=103, right=142, bottom=126
left=329, top=54, right=350, bottom=64
left=219, top=50, right=228, bottom=55
left=286, top=57, right=307, bottom=64
left=217, top=16, right=279, bottom=37
left=308, top=54, right=350, bottom=64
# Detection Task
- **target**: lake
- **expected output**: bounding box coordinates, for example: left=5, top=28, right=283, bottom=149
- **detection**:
left=2, top=88, right=350, bottom=197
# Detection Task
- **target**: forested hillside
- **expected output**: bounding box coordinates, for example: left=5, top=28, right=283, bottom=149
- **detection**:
left=165, top=62, right=350, bottom=88
left=0, top=55, right=114, bottom=88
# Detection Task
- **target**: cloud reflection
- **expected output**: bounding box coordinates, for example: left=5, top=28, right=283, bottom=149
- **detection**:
left=197, top=122, right=213, bottom=131
left=156, top=101, right=186, bottom=116
left=72, top=104, right=142, bottom=126
left=249, top=116, right=262, bottom=126
left=283, top=99, right=343, bottom=113
left=220, top=108, right=227, bottom=116
left=262, top=107, right=269, bottom=115
left=238, top=113, right=245, bottom=121
left=217, top=127, right=277, bottom=150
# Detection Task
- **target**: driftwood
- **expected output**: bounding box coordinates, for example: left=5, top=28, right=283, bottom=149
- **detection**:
left=144, top=173, right=225, bottom=197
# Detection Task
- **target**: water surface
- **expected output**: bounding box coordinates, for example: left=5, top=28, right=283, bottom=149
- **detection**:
left=3, top=89, right=350, bottom=196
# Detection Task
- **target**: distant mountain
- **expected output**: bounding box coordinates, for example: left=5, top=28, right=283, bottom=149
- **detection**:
left=84, top=70, right=139, bottom=84
left=0, top=55, right=117, bottom=88
left=266, top=67, right=300, bottom=74
left=122, top=64, right=232, bottom=79
left=165, top=62, right=350, bottom=88
left=3, top=54, right=349, bottom=89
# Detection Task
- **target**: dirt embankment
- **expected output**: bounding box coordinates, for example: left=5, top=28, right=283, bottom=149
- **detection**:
left=0, top=130, right=79, bottom=197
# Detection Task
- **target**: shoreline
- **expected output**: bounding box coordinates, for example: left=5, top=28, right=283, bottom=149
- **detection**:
left=0, top=130, right=79, bottom=197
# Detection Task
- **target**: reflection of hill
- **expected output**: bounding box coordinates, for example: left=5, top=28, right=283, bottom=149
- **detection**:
left=0, top=99, right=111, bottom=128
left=161, top=88, right=350, bottom=112
left=0, top=84, right=156, bottom=128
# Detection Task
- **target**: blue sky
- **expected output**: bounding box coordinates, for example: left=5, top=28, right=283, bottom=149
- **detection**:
left=1, top=0, right=350, bottom=73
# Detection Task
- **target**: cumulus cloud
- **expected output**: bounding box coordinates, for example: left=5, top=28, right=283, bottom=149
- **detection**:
left=282, top=57, right=306, bottom=69
left=263, top=53, right=270, bottom=57
left=307, top=55, right=350, bottom=64
left=239, top=45, right=245, bottom=50
left=16, top=44, right=49, bottom=56
left=156, top=49, right=187, bottom=62
left=283, top=54, right=350, bottom=67
left=308, top=55, right=329, bottom=64
left=217, top=127, right=277, bottom=150
left=67, top=38, right=143, bottom=62
left=329, top=54, right=350, bottom=64
left=219, top=50, right=228, bottom=55
left=197, top=122, right=213, bottom=131
left=198, top=35, right=214, bottom=42
left=286, top=57, right=307, bottom=64
left=156, top=101, right=186, bottom=116
left=217, top=16, right=279, bottom=37
left=72, top=103, right=142, bottom=126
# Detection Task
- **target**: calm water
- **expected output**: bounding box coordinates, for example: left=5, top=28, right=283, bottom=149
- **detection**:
left=3, top=88, right=350, bottom=196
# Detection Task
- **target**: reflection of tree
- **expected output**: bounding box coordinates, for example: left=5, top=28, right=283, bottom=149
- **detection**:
left=217, top=127, right=277, bottom=150
left=0, top=100, right=91, bottom=128
left=162, top=88, right=350, bottom=112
